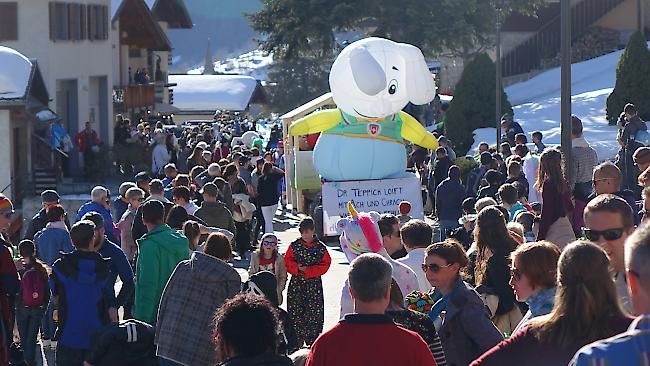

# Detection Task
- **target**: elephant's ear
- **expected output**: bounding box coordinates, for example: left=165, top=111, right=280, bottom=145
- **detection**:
left=288, top=109, right=341, bottom=136
left=401, top=43, right=436, bottom=105
left=348, top=46, right=387, bottom=96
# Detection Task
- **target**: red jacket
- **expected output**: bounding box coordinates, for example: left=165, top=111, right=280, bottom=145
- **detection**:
left=470, top=315, right=633, bottom=366
left=75, top=129, right=101, bottom=153
left=284, top=239, right=331, bottom=278
left=306, top=314, right=436, bottom=366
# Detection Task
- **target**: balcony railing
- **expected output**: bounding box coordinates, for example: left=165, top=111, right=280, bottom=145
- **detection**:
left=113, top=84, right=155, bottom=112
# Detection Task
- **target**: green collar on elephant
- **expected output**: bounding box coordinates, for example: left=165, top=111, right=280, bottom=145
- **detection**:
left=324, top=111, right=404, bottom=143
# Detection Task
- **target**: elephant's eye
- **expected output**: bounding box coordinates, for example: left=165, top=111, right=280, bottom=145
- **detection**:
left=388, top=79, right=398, bottom=95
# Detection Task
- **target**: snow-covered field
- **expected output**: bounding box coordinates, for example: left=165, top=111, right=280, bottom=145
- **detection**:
left=470, top=42, right=650, bottom=161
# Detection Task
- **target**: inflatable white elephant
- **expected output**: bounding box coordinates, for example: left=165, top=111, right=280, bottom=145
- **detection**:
left=289, top=37, right=438, bottom=181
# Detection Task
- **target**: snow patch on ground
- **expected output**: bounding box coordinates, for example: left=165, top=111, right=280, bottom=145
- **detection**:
left=188, top=49, right=273, bottom=80
left=470, top=42, right=650, bottom=161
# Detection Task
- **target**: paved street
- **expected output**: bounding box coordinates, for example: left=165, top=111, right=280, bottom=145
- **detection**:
left=234, top=209, right=349, bottom=332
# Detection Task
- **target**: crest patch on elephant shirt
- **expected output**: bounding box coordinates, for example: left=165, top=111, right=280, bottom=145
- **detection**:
left=367, top=123, right=382, bottom=136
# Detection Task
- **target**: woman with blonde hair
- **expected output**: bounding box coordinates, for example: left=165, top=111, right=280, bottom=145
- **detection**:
left=470, top=241, right=632, bottom=365
left=534, top=148, right=575, bottom=247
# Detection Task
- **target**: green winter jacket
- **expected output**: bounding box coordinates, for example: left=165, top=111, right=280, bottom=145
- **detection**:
left=134, top=224, right=189, bottom=324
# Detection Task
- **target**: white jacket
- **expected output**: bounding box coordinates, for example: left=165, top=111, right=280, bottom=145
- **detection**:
left=151, top=143, right=170, bottom=175
left=232, top=193, right=256, bottom=222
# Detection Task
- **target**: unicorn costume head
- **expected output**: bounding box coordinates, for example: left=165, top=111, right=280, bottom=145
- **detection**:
left=337, top=202, right=420, bottom=318
left=336, top=202, right=383, bottom=263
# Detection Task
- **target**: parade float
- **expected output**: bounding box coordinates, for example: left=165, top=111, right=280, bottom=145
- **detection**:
left=284, top=37, right=438, bottom=235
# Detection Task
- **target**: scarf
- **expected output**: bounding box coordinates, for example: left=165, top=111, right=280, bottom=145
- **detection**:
left=526, top=287, right=556, bottom=317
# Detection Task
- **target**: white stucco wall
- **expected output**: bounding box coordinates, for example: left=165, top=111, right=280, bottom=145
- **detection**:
left=0, top=111, right=12, bottom=200
left=3, top=0, right=114, bottom=146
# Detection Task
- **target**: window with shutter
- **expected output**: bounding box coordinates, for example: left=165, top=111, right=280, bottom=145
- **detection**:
left=87, top=4, right=96, bottom=41
left=101, top=5, right=107, bottom=40
left=0, top=2, right=18, bottom=41
left=79, top=3, right=86, bottom=40
left=54, top=2, right=69, bottom=41
left=49, top=2, right=56, bottom=40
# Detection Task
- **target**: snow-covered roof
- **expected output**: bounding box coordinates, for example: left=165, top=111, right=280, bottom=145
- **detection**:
left=0, top=46, right=32, bottom=100
left=168, top=74, right=259, bottom=112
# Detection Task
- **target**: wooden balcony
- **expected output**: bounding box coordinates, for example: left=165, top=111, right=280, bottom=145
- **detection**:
left=113, top=84, right=155, bottom=112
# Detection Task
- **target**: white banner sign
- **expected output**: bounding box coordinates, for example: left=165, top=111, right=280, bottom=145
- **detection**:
left=322, top=176, right=424, bottom=236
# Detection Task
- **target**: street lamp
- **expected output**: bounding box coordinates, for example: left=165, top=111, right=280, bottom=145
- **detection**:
left=561, top=0, right=572, bottom=177
left=495, top=0, right=504, bottom=148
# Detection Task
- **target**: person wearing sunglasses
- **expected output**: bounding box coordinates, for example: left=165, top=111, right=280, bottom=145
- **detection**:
left=584, top=194, right=636, bottom=314
left=508, top=241, right=560, bottom=334
left=571, top=221, right=650, bottom=366
left=249, top=234, right=287, bottom=305
left=424, top=240, right=502, bottom=366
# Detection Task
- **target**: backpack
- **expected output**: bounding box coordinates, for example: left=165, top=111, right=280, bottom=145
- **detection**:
left=21, top=269, right=46, bottom=307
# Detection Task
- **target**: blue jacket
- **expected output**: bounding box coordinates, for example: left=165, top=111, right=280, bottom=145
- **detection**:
left=435, top=178, right=465, bottom=222
left=98, top=237, right=135, bottom=307
left=112, top=198, right=129, bottom=224
left=50, top=250, right=114, bottom=350
left=34, top=227, right=74, bottom=266
left=76, top=202, right=118, bottom=243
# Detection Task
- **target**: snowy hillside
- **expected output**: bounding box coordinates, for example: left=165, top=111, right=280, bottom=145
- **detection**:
left=188, top=49, right=273, bottom=80
left=470, top=42, right=650, bottom=161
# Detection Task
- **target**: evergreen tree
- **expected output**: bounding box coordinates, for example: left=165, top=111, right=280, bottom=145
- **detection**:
left=445, top=53, right=513, bottom=155
left=265, top=57, right=330, bottom=114
left=606, top=31, right=650, bottom=124
left=248, top=0, right=544, bottom=61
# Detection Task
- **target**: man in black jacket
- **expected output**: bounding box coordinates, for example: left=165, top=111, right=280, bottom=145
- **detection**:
left=618, top=103, right=647, bottom=194
left=23, top=190, right=70, bottom=240
left=87, top=319, right=156, bottom=366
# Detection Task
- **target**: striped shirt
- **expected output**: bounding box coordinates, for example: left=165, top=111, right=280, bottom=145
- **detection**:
left=570, top=315, right=650, bottom=366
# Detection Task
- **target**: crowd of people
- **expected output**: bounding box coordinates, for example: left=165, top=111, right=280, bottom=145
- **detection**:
left=0, top=103, right=648, bottom=365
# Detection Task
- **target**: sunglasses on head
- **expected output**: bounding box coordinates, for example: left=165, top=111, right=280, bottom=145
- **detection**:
left=510, top=268, right=523, bottom=281
left=421, top=263, right=452, bottom=273
left=582, top=227, right=625, bottom=241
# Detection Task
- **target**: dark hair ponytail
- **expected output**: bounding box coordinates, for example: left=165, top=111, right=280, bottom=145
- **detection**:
left=19, top=240, right=50, bottom=280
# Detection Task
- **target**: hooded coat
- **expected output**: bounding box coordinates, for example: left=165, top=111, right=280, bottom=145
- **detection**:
left=134, top=225, right=189, bottom=325
left=243, top=271, right=299, bottom=355
left=155, top=251, right=241, bottom=366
